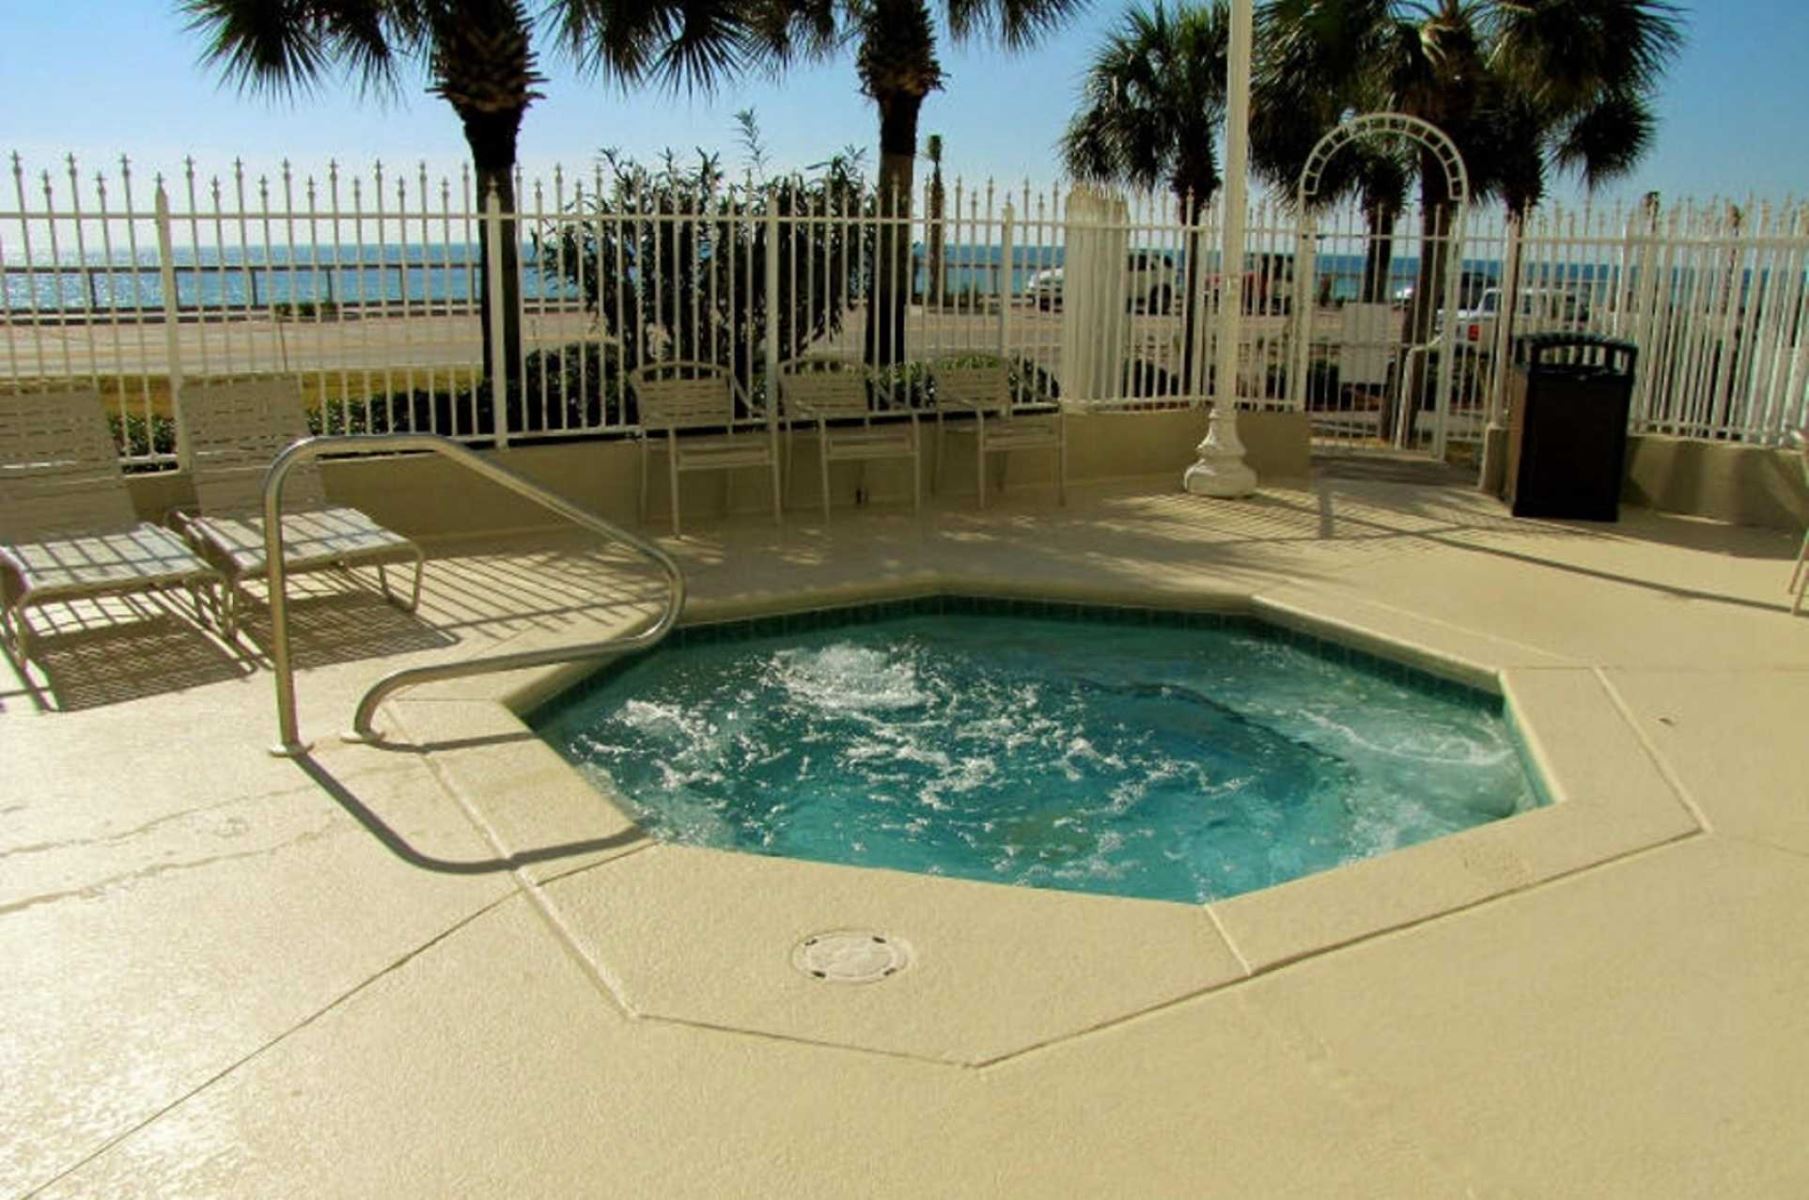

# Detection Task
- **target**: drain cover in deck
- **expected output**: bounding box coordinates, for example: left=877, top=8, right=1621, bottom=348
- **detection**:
left=792, top=931, right=911, bottom=983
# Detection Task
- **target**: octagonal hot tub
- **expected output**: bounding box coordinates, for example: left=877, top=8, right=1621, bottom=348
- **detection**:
left=529, top=597, right=1547, bottom=904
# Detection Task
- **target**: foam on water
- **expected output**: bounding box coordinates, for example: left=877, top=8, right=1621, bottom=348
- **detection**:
left=535, top=613, right=1543, bottom=904
left=773, top=644, right=927, bottom=713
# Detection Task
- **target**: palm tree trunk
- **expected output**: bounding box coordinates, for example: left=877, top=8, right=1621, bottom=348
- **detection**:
left=926, top=138, right=945, bottom=305
left=460, top=108, right=525, bottom=417
left=868, top=92, right=921, bottom=369
left=1178, top=199, right=1204, bottom=395
left=858, top=0, right=939, bottom=371
left=1397, top=159, right=1452, bottom=444
left=1361, top=197, right=1398, bottom=305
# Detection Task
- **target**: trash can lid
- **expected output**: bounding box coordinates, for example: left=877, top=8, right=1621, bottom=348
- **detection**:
left=1519, top=332, right=1636, bottom=352
left=1516, top=331, right=1638, bottom=373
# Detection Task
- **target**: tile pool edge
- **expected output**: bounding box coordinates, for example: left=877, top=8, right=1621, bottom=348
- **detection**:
left=505, top=577, right=1504, bottom=721
left=386, top=577, right=1705, bottom=1056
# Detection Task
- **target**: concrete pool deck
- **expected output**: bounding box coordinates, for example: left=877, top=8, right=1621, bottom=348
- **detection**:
left=5, top=467, right=1808, bottom=1195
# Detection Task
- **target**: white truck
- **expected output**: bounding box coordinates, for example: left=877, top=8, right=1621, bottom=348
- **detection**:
left=1027, top=250, right=1181, bottom=313
left=1447, top=286, right=1592, bottom=350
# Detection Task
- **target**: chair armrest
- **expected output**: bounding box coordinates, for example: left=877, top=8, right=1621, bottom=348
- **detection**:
left=937, top=395, right=987, bottom=413
left=781, top=401, right=833, bottom=425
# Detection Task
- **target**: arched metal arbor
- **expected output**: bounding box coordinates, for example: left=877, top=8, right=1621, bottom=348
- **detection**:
left=1288, top=113, right=1470, bottom=457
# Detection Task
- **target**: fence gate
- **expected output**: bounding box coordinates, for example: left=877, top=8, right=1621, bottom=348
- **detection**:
left=1287, top=114, right=1471, bottom=458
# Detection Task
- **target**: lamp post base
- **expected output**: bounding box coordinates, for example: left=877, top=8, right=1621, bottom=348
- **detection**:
left=1183, top=405, right=1258, bottom=498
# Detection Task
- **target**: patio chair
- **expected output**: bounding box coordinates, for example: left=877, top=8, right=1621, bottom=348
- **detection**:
left=933, top=363, right=1065, bottom=509
left=172, top=378, right=423, bottom=632
left=0, top=389, right=223, bottom=665
left=1791, top=426, right=1808, bottom=615
left=779, top=359, right=920, bottom=521
left=629, top=361, right=781, bottom=536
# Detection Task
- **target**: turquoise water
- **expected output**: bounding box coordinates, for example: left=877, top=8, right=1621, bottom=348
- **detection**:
left=12, top=243, right=1613, bottom=312
left=533, top=610, right=1542, bottom=904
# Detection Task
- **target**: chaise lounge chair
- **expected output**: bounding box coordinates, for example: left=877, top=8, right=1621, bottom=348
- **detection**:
left=172, top=378, right=424, bottom=633
left=0, top=389, right=223, bottom=666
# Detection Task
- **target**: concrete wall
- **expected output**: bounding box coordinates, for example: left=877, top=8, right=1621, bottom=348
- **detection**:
left=124, top=409, right=1312, bottom=539
left=1622, top=435, right=1809, bottom=532
left=123, top=415, right=1803, bottom=536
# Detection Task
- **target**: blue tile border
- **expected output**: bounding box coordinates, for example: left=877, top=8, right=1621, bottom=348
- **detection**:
left=526, top=592, right=1504, bottom=724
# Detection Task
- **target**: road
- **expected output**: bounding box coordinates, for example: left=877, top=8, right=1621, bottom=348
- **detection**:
left=2, top=301, right=1393, bottom=395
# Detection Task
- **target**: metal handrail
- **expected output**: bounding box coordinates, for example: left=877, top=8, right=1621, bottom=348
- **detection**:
left=261, top=433, right=685, bottom=755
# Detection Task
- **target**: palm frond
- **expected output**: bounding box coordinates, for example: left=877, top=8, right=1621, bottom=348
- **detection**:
left=1491, top=0, right=1684, bottom=113
left=554, top=0, right=770, bottom=90
left=1553, top=88, right=1655, bottom=188
left=1060, top=1, right=1228, bottom=203
left=945, top=0, right=1089, bottom=50
left=181, top=0, right=407, bottom=98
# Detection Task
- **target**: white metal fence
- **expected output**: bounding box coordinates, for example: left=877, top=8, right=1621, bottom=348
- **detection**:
left=3, top=152, right=1805, bottom=467
left=1280, top=194, right=1809, bottom=452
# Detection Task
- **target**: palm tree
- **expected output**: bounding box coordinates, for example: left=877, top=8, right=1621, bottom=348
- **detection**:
left=1253, top=0, right=1412, bottom=303
left=1271, top=0, right=1491, bottom=351
left=1063, top=2, right=1230, bottom=208
left=1253, top=0, right=1681, bottom=422
left=1061, top=0, right=1230, bottom=392
left=924, top=133, right=946, bottom=303
left=181, top=0, right=775, bottom=395
left=764, top=0, right=1080, bottom=367
left=1486, top=0, right=1681, bottom=217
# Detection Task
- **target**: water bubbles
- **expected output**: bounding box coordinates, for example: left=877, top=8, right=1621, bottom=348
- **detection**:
left=771, top=644, right=927, bottom=714
left=537, top=613, right=1540, bottom=904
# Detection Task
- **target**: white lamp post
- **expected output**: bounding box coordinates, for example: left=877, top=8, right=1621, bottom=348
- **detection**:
left=1184, top=0, right=1258, bottom=498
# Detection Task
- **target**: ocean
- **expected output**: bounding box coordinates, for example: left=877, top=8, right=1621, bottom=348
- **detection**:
left=1, top=241, right=1617, bottom=315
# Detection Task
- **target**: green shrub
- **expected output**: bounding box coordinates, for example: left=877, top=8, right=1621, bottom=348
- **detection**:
left=272, top=299, right=340, bottom=321
left=109, top=411, right=176, bottom=458
left=870, top=353, right=1061, bottom=411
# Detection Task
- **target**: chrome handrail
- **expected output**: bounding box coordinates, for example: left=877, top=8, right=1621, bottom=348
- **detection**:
left=261, top=433, right=685, bottom=755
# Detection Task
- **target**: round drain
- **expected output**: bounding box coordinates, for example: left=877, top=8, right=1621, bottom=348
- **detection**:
left=792, top=931, right=911, bottom=984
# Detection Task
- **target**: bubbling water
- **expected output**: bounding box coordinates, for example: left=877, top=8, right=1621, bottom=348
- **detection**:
left=538, top=613, right=1541, bottom=904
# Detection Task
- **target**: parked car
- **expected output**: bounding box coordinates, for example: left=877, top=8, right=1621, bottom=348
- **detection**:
left=1205, top=252, right=1294, bottom=314
left=1028, top=250, right=1180, bottom=313
left=1393, top=269, right=1496, bottom=311
left=1026, top=266, right=1063, bottom=308
left=1447, top=286, right=1592, bottom=348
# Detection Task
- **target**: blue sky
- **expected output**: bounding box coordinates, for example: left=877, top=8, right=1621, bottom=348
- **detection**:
left=2, top=0, right=1805, bottom=207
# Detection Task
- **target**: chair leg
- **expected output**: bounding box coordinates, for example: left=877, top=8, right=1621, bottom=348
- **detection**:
left=912, top=445, right=922, bottom=514
left=1, top=597, right=28, bottom=667
left=390, top=549, right=427, bottom=612
left=212, top=580, right=236, bottom=640
left=183, top=577, right=206, bottom=629
left=668, top=442, right=682, bottom=538
left=932, top=412, right=944, bottom=496
left=785, top=428, right=796, bottom=505
left=1795, top=528, right=1808, bottom=614
left=820, top=443, right=832, bottom=522
left=192, top=568, right=235, bottom=641
left=770, top=453, right=784, bottom=526
left=1057, top=424, right=1068, bottom=507
left=976, top=429, right=988, bottom=509
left=638, top=439, right=649, bottom=526
left=15, top=600, right=35, bottom=667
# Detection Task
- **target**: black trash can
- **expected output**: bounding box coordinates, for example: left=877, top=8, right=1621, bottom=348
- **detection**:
left=1502, top=333, right=1638, bottom=521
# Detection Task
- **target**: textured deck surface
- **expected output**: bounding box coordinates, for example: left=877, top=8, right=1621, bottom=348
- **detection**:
left=5, top=470, right=1806, bottom=1197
